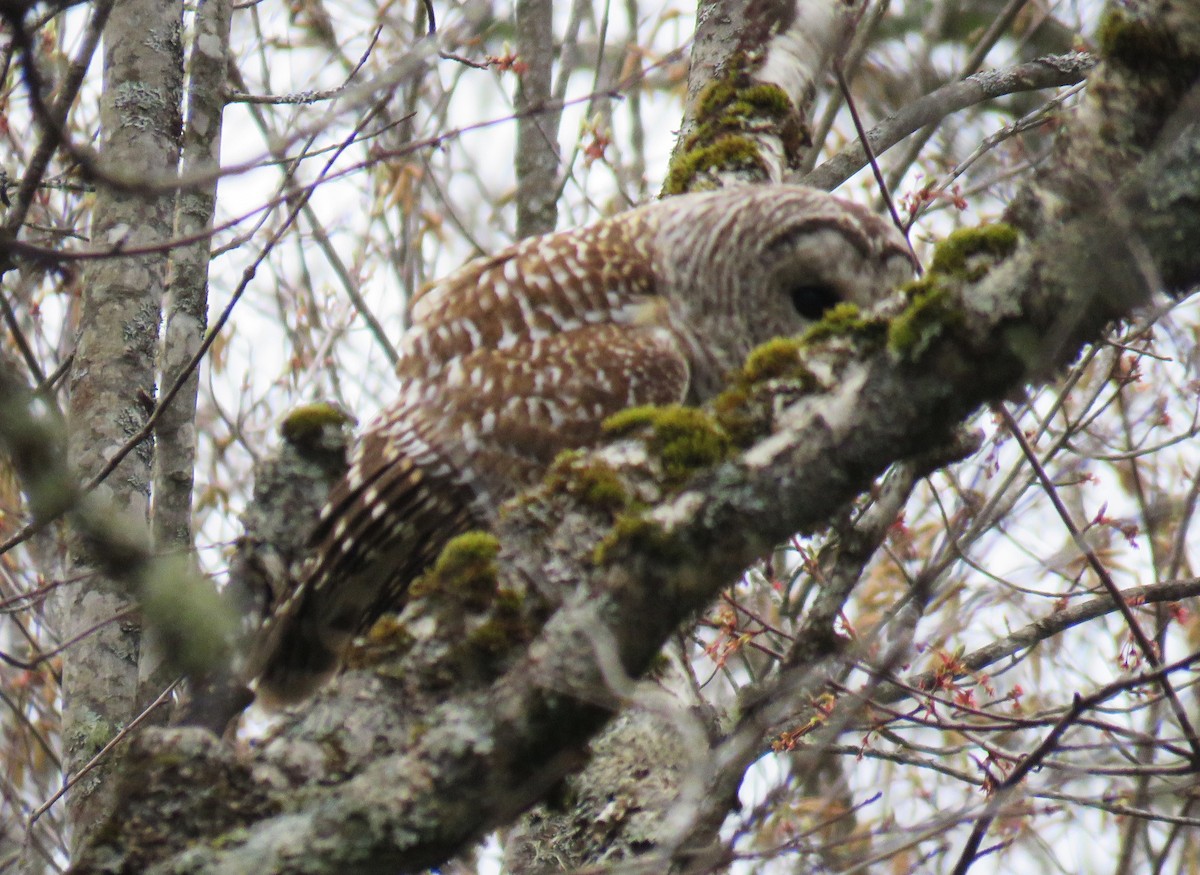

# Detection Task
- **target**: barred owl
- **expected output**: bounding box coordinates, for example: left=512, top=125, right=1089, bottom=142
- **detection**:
left=251, top=184, right=915, bottom=704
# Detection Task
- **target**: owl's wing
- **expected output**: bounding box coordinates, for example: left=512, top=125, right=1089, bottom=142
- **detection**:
left=401, top=216, right=662, bottom=386
left=249, top=322, right=690, bottom=704
left=421, top=321, right=693, bottom=505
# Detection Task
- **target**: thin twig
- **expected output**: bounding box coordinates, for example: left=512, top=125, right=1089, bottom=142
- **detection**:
left=803, top=53, right=1094, bottom=191
left=227, top=26, right=383, bottom=104
left=79, top=104, right=389, bottom=495
left=0, top=100, right=389, bottom=560
left=835, top=65, right=916, bottom=267
left=26, top=679, right=178, bottom=827
left=948, top=649, right=1200, bottom=874
left=998, top=405, right=1200, bottom=763
left=0, top=0, right=116, bottom=242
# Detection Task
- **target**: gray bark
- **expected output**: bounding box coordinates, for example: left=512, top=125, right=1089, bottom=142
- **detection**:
left=515, top=0, right=563, bottom=237
left=508, top=2, right=878, bottom=866
left=60, top=0, right=182, bottom=853
left=57, top=2, right=1200, bottom=872
left=144, top=0, right=233, bottom=713
left=801, top=52, right=1095, bottom=191
left=666, top=0, right=864, bottom=193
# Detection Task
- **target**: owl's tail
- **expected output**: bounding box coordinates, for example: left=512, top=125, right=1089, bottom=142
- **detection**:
left=247, top=605, right=351, bottom=708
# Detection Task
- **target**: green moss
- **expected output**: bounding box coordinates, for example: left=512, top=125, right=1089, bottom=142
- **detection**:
left=593, top=512, right=688, bottom=566
left=603, top=405, right=660, bottom=436
left=280, top=402, right=354, bottom=447
left=664, top=135, right=764, bottom=195
left=408, top=531, right=500, bottom=609
left=928, top=223, right=1019, bottom=280
left=653, top=413, right=730, bottom=481
left=738, top=337, right=811, bottom=384
left=466, top=592, right=528, bottom=656
left=737, top=84, right=794, bottom=115
left=883, top=223, right=1017, bottom=361
left=346, top=615, right=416, bottom=669
left=690, top=80, right=795, bottom=132
left=465, top=622, right=512, bottom=655
left=603, top=404, right=732, bottom=485
left=696, top=79, right=738, bottom=118
left=663, top=56, right=805, bottom=195
left=711, top=386, right=766, bottom=448
left=799, top=302, right=887, bottom=345
left=886, top=278, right=962, bottom=361
left=1096, top=8, right=1180, bottom=71
left=433, top=531, right=500, bottom=575
left=149, top=749, right=187, bottom=769
left=365, top=614, right=412, bottom=645
left=494, top=587, right=524, bottom=613
left=210, top=827, right=251, bottom=850
left=546, top=451, right=631, bottom=513
left=709, top=338, right=823, bottom=447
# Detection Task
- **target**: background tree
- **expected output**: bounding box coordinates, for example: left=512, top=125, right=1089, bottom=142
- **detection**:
left=1, top=0, right=1199, bottom=873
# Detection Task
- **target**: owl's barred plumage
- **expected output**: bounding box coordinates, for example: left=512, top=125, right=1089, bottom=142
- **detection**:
left=250, top=185, right=915, bottom=704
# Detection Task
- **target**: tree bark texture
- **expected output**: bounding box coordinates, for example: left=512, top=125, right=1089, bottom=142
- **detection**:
left=62, top=2, right=1200, bottom=873
left=144, top=0, right=233, bottom=713
left=515, top=0, right=563, bottom=238
left=61, top=0, right=182, bottom=853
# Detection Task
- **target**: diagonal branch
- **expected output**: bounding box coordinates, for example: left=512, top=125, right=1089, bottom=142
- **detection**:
left=61, top=3, right=1200, bottom=873
left=802, top=53, right=1095, bottom=192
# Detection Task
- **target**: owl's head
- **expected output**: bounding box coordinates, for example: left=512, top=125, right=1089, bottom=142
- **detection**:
left=645, top=185, right=916, bottom=398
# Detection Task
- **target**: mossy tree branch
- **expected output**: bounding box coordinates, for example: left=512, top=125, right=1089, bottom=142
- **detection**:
left=61, top=3, right=1200, bottom=872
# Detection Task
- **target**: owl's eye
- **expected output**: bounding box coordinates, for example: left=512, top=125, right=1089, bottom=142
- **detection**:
left=788, top=284, right=840, bottom=320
